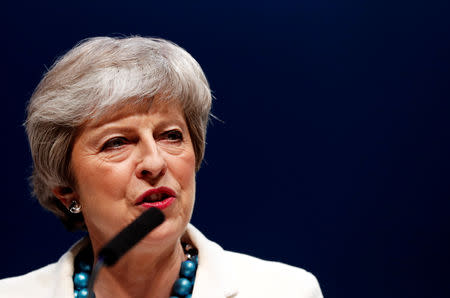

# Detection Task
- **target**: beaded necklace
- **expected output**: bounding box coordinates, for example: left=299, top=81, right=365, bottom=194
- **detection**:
left=73, top=243, right=198, bottom=298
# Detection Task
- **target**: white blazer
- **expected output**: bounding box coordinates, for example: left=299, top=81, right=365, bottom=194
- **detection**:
left=0, top=225, right=323, bottom=298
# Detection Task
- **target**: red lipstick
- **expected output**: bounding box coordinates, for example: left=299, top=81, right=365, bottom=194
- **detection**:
left=135, top=186, right=176, bottom=210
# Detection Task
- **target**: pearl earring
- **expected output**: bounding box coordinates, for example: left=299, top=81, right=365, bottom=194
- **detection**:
left=69, top=201, right=82, bottom=214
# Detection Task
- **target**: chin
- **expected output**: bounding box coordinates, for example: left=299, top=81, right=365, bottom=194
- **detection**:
left=139, top=217, right=189, bottom=248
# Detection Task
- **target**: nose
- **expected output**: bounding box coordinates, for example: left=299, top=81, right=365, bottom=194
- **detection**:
left=135, top=137, right=167, bottom=183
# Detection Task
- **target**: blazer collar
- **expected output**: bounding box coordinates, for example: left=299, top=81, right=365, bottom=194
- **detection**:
left=186, top=224, right=239, bottom=298
left=53, top=238, right=90, bottom=298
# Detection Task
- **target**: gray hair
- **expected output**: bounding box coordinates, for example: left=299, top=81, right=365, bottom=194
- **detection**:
left=25, top=36, right=212, bottom=230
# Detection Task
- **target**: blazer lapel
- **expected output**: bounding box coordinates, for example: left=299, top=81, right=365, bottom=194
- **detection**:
left=52, top=238, right=89, bottom=298
left=186, top=224, right=238, bottom=298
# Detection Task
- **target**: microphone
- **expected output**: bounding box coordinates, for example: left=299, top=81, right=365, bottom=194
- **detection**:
left=87, top=207, right=165, bottom=298
left=98, top=207, right=165, bottom=266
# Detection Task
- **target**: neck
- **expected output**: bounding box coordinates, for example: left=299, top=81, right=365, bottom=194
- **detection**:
left=91, top=238, right=185, bottom=298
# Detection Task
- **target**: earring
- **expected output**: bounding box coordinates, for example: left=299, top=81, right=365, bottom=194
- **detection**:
left=69, top=200, right=81, bottom=214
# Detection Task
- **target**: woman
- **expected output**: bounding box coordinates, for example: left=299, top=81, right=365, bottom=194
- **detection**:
left=0, top=36, right=322, bottom=298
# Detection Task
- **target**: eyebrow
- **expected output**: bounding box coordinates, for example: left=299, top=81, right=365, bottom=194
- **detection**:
left=84, top=118, right=188, bottom=141
left=81, top=126, right=137, bottom=146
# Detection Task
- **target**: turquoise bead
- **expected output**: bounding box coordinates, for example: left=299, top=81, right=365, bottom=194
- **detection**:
left=74, top=289, right=79, bottom=297
left=74, top=272, right=89, bottom=288
left=192, top=255, right=199, bottom=264
left=169, top=296, right=179, bottom=298
left=186, top=294, right=192, bottom=298
left=79, top=261, right=92, bottom=272
left=173, top=277, right=192, bottom=296
left=180, top=260, right=197, bottom=278
left=78, top=288, right=89, bottom=298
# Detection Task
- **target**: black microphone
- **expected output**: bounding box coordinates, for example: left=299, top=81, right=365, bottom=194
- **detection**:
left=98, top=207, right=165, bottom=266
left=87, top=207, right=165, bottom=298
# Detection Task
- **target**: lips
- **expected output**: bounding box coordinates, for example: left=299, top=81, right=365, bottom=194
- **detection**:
left=135, top=186, right=176, bottom=209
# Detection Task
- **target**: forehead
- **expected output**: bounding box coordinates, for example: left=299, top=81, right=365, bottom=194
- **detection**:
left=83, top=98, right=185, bottom=130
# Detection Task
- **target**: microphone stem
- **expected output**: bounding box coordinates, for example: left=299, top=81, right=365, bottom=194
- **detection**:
left=87, top=257, right=104, bottom=298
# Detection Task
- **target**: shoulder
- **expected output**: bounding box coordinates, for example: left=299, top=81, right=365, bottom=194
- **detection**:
left=186, top=225, right=323, bottom=298
left=224, top=250, right=323, bottom=298
left=0, top=263, right=58, bottom=297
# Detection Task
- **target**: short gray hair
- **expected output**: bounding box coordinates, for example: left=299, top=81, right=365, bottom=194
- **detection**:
left=25, top=36, right=212, bottom=230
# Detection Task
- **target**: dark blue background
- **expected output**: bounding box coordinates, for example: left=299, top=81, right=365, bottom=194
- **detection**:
left=1, top=1, right=449, bottom=298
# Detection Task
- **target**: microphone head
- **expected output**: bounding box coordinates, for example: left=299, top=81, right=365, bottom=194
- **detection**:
left=98, top=207, right=165, bottom=266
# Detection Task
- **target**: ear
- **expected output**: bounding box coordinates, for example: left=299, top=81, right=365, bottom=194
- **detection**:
left=52, top=186, right=79, bottom=209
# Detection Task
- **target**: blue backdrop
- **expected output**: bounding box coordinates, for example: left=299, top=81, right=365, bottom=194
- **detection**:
left=2, top=1, right=450, bottom=298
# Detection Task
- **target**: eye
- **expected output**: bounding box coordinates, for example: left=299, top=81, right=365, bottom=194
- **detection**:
left=161, top=130, right=183, bottom=142
left=101, top=137, right=129, bottom=151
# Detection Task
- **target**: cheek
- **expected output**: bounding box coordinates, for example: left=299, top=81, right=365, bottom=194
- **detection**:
left=73, top=158, right=135, bottom=203
left=175, top=153, right=196, bottom=188
left=175, top=157, right=196, bottom=221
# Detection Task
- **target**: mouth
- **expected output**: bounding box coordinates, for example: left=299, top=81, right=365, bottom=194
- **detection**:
left=135, top=186, right=176, bottom=209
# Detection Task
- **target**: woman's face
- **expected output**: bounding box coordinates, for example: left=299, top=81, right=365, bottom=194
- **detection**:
left=69, top=100, right=196, bottom=252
